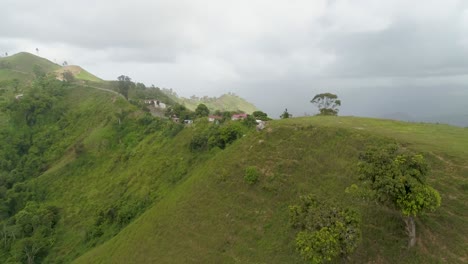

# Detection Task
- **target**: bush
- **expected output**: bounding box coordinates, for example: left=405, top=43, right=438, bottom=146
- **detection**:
left=244, top=166, right=259, bottom=185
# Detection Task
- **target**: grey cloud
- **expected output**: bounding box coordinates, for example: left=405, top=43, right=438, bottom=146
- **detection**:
left=321, top=18, right=468, bottom=77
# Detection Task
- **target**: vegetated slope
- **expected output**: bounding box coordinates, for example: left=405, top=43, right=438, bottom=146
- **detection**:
left=75, top=117, right=468, bottom=264
left=166, top=92, right=258, bottom=113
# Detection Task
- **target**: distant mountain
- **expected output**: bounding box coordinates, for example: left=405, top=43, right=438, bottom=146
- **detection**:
left=163, top=90, right=258, bottom=113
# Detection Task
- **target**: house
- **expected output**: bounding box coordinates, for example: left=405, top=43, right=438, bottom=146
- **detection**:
left=184, top=120, right=193, bottom=125
left=143, top=99, right=166, bottom=109
left=15, top=94, right=24, bottom=100
left=231, top=113, right=248, bottom=120
left=208, top=115, right=222, bottom=122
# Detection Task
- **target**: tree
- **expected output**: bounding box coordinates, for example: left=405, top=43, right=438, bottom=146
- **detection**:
left=62, top=61, right=68, bottom=66
left=289, top=195, right=361, bottom=263
left=195, top=104, right=209, bottom=117
left=117, top=75, right=132, bottom=100
left=311, top=93, right=341, bottom=116
left=35, top=48, right=39, bottom=55
left=357, top=144, right=441, bottom=247
left=280, top=108, right=291, bottom=119
left=252, top=110, right=270, bottom=121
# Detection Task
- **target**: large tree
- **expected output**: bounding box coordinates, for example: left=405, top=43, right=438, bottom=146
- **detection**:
left=117, top=75, right=132, bottom=100
left=357, top=144, right=441, bottom=247
left=311, top=93, right=341, bottom=116
left=195, top=103, right=209, bottom=117
left=289, top=195, right=361, bottom=263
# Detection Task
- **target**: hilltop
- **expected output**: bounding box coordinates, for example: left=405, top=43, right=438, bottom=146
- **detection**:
left=0, top=52, right=466, bottom=263
left=0, top=52, right=99, bottom=84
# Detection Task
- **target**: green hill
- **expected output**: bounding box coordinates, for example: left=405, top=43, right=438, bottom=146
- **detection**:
left=0, top=52, right=60, bottom=75
left=0, top=57, right=466, bottom=263
left=72, top=117, right=467, bottom=264
left=0, top=52, right=101, bottom=83
left=165, top=91, right=258, bottom=114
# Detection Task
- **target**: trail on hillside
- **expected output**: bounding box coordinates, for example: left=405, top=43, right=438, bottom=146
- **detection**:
left=430, top=152, right=468, bottom=169
left=84, top=84, right=125, bottom=99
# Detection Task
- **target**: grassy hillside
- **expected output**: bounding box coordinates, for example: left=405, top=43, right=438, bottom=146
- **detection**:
left=0, top=52, right=60, bottom=74
left=73, top=117, right=467, bottom=263
left=55, top=65, right=103, bottom=82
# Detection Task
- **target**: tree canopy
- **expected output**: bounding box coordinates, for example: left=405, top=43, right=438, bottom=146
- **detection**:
left=289, top=195, right=361, bottom=263
left=195, top=104, right=209, bottom=118
left=310, top=93, right=341, bottom=116
left=357, top=144, right=441, bottom=247
left=117, top=75, right=133, bottom=100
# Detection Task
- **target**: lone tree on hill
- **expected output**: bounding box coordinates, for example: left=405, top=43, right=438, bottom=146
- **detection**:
left=357, top=144, right=441, bottom=248
left=280, top=108, right=291, bottom=119
left=117, top=75, right=132, bottom=100
left=311, top=93, right=341, bottom=116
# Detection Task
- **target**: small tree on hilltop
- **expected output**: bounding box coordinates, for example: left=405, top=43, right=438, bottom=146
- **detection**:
left=280, top=108, right=291, bottom=119
left=311, top=93, right=341, bottom=116
left=357, top=144, right=441, bottom=248
left=289, top=195, right=361, bottom=263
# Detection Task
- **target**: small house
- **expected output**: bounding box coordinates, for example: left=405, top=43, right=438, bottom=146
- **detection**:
left=231, top=113, right=248, bottom=120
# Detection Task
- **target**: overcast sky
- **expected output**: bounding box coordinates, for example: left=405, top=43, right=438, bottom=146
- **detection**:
left=1, top=0, right=467, bottom=124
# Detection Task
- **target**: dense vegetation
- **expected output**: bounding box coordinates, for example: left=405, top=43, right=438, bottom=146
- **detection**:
left=0, top=52, right=466, bottom=263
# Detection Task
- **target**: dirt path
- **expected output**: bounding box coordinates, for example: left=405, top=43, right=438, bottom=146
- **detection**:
left=430, top=152, right=468, bottom=169
left=84, top=85, right=125, bottom=99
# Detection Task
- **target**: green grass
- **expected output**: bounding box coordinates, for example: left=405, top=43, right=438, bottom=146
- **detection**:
left=75, top=68, right=102, bottom=82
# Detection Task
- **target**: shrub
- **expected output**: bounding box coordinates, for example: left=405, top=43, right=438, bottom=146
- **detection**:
left=244, top=166, right=259, bottom=185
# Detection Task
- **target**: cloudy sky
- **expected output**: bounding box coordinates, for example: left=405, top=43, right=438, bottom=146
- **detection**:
left=1, top=0, right=467, bottom=124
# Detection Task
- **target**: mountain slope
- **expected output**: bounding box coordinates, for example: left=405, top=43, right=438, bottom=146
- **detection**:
left=74, top=117, right=468, bottom=264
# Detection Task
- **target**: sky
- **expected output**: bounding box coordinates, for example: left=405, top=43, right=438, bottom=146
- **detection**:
left=1, top=0, right=467, bottom=125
